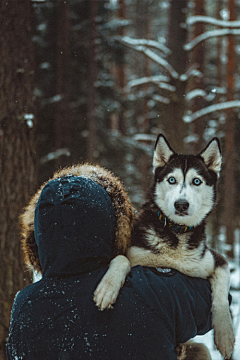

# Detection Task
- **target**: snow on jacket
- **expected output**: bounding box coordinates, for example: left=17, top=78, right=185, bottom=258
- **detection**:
left=7, top=167, right=213, bottom=360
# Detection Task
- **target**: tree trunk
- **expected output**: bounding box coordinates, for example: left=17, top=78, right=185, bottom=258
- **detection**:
left=141, top=5, right=150, bottom=197
left=167, top=0, right=188, bottom=152
left=134, top=0, right=150, bottom=197
left=117, top=0, right=127, bottom=135
left=224, top=0, right=236, bottom=259
left=0, top=1, right=36, bottom=358
left=87, top=0, right=98, bottom=162
left=190, top=0, right=207, bottom=153
left=217, top=0, right=224, bottom=94
left=55, top=0, right=71, bottom=169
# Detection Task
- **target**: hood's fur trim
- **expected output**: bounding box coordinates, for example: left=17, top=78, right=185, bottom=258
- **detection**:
left=20, top=164, right=134, bottom=273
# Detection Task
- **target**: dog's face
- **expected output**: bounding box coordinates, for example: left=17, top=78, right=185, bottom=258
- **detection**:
left=152, top=135, right=222, bottom=227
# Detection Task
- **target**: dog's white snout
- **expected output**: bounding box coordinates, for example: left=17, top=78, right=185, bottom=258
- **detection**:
left=174, top=199, right=189, bottom=213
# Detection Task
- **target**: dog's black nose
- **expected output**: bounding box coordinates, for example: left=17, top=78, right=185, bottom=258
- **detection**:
left=174, top=200, right=189, bottom=213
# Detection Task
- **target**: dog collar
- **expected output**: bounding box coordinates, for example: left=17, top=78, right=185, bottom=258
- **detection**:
left=157, top=211, right=194, bottom=234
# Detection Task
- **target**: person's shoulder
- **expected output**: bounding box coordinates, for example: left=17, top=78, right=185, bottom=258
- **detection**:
left=127, top=265, right=212, bottom=341
left=10, top=280, right=43, bottom=322
left=128, top=265, right=211, bottom=304
left=16, top=279, right=42, bottom=300
left=125, top=265, right=179, bottom=306
left=130, top=265, right=211, bottom=288
left=129, top=265, right=181, bottom=285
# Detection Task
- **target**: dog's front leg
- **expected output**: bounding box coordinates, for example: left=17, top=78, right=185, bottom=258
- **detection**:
left=209, top=265, right=235, bottom=359
left=127, top=246, right=214, bottom=278
left=128, top=246, right=235, bottom=358
left=94, top=255, right=131, bottom=311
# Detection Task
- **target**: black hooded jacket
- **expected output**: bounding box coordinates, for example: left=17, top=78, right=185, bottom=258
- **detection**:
left=7, top=176, right=212, bottom=360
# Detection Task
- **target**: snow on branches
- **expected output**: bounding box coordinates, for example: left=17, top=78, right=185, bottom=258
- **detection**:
left=185, top=28, right=240, bottom=51
left=185, top=15, right=240, bottom=50
left=118, top=36, right=178, bottom=79
left=118, top=36, right=171, bottom=55
left=186, top=16, right=240, bottom=28
left=184, top=101, right=240, bottom=123
left=128, top=75, right=175, bottom=93
left=128, top=75, right=169, bottom=88
left=118, top=19, right=240, bottom=124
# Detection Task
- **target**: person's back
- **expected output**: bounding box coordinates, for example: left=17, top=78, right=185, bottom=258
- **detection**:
left=7, top=175, right=212, bottom=360
left=7, top=264, right=212, bottom=360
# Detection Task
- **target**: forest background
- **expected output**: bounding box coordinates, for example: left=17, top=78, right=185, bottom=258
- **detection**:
left=1, top=0, right=240, bottom=359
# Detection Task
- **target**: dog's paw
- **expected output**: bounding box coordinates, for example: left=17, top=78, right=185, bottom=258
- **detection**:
left=93, top=273, right=122, bottom=311
left=93, top=255, right=131, bottom=311
left=213, top=311, right=235, bottom=359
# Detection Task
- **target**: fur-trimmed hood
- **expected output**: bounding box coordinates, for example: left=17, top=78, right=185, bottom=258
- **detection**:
left=34, top=176, right=116, bottom=277
left=20, top=164, right=134, bottom=275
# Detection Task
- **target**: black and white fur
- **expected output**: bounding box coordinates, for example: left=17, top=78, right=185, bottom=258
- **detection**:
left=94, top=134, right=235, bottom=360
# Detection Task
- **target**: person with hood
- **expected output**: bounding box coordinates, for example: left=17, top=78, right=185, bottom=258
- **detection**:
left=7, top=164, right=214, bottom=360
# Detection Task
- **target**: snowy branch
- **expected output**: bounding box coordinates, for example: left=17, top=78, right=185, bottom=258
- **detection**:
left=211, top=87, right=227, bottom=95
left=140, top=48, right=179, bottom=78
left=22, top=113, right=35, bottom=128
left=184, top=28, right=240, bottom=51
left=119, top=36, right=171, bottom=55
left=40, top=148, right=71, bottom=165
left=157, top=82, right=176, bottom=92
left=128, top=75, right=170, bottom=88
left=185, top=89, right=208, bottom=101
left=186, top=16, right=240, bottom=28
left=152, top=94, right=170, bottom=104
left=183, top=100, right=240, bottom=123
left=103, top=19, right=131, bottom=30
left=180, top=68, right=203, bottom=82
left=108, top=131, right=153, bottom=155
left=132, top=134, right=156, bottom=142
left=186, top=88, right=227, bottom=102
left=128, top=75, right=175, bottom=93
left=118, top=36, right=179, bottom=79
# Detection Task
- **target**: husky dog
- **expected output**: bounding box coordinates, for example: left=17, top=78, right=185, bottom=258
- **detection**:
left=94, top=134, right=235, bottom=360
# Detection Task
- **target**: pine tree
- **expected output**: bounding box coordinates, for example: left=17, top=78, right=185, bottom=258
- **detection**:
left=0, top=2, right=36, bottom=358
left=224, top=0, right=236, bottom=259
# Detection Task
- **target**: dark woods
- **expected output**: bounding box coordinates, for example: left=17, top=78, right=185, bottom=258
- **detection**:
left=0, top=0, right=240, bottom=358
left=34, top=0, right=240, bottom=257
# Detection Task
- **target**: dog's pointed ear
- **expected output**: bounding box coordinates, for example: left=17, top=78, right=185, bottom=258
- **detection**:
left=200, top=138, right=222, bottom=175
left=153, top=134, right=175, bottom=169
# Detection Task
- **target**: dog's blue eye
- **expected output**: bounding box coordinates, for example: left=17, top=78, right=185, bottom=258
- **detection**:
left=168, top=177, right=176, bottom=184
left=192, top=178, right=202, bottom=186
